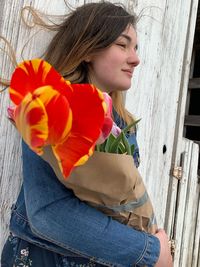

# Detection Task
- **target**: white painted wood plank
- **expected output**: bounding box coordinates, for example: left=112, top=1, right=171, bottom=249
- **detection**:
left=0, top=0, right=28, bottom=255
left=192, top=195, right=200, bottom=267
left=167, top=139, right=200, bottom=267
left=179, top=142, right=199, bottom=267
left=172, top=139, right=193, bottom=266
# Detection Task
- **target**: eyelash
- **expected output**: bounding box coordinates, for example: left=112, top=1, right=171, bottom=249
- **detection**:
left=116, top=43, right=138, bottom=51
left=116, top=43, right=126, bottom=48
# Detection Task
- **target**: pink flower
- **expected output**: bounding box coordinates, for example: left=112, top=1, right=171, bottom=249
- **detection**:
left=7, top=106, right=14, bottom=120
left=96, top=93, right=113, bottom=144
left=111, top=122, right=121, bottom=136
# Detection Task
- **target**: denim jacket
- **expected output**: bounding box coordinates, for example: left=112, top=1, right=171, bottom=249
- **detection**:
left=8, top=113, right=160, bottom=267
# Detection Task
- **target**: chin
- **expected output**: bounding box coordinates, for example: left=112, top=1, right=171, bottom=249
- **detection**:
left=120, top=81, right=132, bottom=91
left=109, top=83, right=131, bottom=92
left=118, top=85, right=131, bottom=91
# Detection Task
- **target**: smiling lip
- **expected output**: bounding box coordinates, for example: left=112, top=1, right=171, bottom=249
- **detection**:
left=122, top=69, right=133, bottom=77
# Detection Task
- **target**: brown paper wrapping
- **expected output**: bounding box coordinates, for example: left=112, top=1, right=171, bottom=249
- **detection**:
left=42, top=146, right=157, bottom=234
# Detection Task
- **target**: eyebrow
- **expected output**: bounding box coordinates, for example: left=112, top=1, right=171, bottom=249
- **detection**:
left=120, top=34, right=132, bottom=42
left=119, top=34, right=138, bottom=50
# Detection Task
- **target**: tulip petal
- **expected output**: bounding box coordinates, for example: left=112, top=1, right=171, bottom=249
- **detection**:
left=32, top=86, right=72, bottom=145
left=65, top=84, right=106, bottom=140
left=9, top=59, right=69, bottom=105
left=14, top=92, right=48, bottom=154
left=102, top=92, right=112, bottom=117
left=96, top=93, right=113, bottom=144
left=111, top=122, right=121, bottom=137
left=53, top=134, right=95, bottom=178
left=96, top=117, right=113, bottom=144
left=14, top=85, right=72, bottom=154
left=7, top=106, right=15, bottom=121
left=51, top=84, right=107, bottom=178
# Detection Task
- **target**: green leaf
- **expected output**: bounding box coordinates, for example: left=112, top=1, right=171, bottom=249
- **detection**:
left=117, top=141, right=126, bottom=154
left=109, top=119, right=141, bottom=153
left=104, top=133, right=116, bottom=152
left=121, top=132, right=131, bottom=155
left=95, top=144, right=100, bottom=152
left=122, top=118, right=141, bottom=135
left=95, top=118, right=141, bottom=154
left=109, top=132, right=123, bottom=153
left=100, top=138, right=107, bottom=151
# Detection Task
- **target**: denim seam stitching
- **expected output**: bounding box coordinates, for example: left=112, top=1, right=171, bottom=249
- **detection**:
left=135, top=232, right=148, bottom=264
left=14, top=210, right=29, bottom=222
left=28, top=220, right=120, bottom=267
left=12, top=203, right=120, bottom=266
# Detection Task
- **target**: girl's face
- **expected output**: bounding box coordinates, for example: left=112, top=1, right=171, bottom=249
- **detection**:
left=88, top=25, right=140, bottom=93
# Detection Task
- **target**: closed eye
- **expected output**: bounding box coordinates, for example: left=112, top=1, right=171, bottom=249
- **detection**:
left=116, top=43, right=126, bottom=48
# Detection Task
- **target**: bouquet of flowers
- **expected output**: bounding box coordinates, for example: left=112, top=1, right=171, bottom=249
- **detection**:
left=8, top=59, right=157, bottom=234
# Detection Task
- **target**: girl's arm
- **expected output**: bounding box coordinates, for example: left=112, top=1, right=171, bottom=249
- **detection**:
left=22, top=142, right=160, bottom=267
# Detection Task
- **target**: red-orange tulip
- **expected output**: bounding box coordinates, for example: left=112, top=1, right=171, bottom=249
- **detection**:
left=9, top=59, right=106, bottom=178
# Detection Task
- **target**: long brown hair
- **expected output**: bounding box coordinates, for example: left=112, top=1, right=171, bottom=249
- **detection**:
left=1, top=1, right=138, bottom=125
left=44, top=2, right=137, bottom=125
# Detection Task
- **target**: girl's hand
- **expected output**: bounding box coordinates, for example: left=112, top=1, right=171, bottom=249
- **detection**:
left=154, top=229, right=173, bottom=267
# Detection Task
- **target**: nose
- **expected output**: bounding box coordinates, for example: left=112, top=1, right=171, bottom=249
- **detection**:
left=127, top=48, right=140, bottom=67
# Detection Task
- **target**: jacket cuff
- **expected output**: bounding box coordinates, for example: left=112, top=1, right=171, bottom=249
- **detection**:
left=136, top=233, right=160, bottom=266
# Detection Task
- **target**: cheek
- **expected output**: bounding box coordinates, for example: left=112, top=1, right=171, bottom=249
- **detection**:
left=99, top=57, right=119, bottom=75
left=90, top=50, right=122, bottom=81
left=92, top=59, right=113, bottom=77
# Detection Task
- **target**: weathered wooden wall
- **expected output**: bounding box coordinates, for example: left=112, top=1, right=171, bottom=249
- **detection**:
left=126, top=0, right=198, bottom=223
left=126, top=1, right=200, bottom=265
left=0, top=0, right=199, bottom=265
left=0, top=0, right=68, bottom=257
